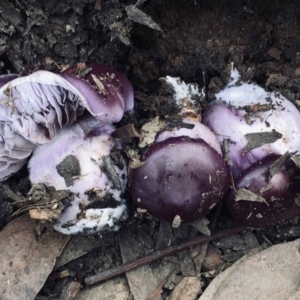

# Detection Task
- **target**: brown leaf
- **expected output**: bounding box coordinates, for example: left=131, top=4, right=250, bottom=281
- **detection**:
left=139, top=116, right=167, bottom=148
left=112, top=124, right=140, bottom=143
left=59, top=279, right=82, bottom=300
left=147, top=269, right=179, bottom=300
left=235, top=188, right=269, bottom=206
left=55, top=234, right=115, bottom=269
left=119, top=231, right=177, bottom=300
left=242, top=131, right=282, bottom=153
left=169, top=276, right=202, bottom=300
left=125, top=5, right=162, bottom=31
left=201, top=245, right=224, bottom=272
left=0, top=214, right=69, bottom=300
left=77, top=278, right=130, bottom=300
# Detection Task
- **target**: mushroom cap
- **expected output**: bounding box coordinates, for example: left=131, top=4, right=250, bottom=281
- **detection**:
left=225, top=154, right=300, bottom=227
left=202, top=82, right=300, bottom=178
left=0, top=64, right=133, bottom=181
left=156, top=118, right=222, bottom=155
left=61, top=63, right=134, bottom=124
left=129, top=136, right=230, bottom=222
left=0, top=74, right=18, bottom=88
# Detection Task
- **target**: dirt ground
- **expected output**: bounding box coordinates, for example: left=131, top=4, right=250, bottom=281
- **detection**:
left=1, top=0, right=300, bottom=299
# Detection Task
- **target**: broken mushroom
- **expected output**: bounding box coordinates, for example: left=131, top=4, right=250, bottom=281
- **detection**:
left=0, top=63, right=134, bottom=181
left=28, top=119, right=128, bottom=235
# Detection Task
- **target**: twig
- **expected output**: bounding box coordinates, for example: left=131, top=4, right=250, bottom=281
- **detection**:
left=84, top=225, right=246, bottom=287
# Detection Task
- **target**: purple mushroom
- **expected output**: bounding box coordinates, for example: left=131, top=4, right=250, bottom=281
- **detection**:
left=61, top=63, right=134, bottom=124
left=129, top=76, right=229, bottom=223
left=0, top=64, right=134, bottom=181
left=0, top=118, right=36, bottom=181
left=225, top=154, right=300, bottom=227
left=202, top=69, right=300, bottom=179
left=28, top=117, right=128, bottom=235
left=203, top=69, right=300, bottom=227
left=129, top=131, right=230, bottom=223
left=0, top=73, right=36, bottom=181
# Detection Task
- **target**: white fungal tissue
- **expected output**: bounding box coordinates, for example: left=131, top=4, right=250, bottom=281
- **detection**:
left=159, top=76, right=221, bottom=155
left=28, top=122, right=128, bottom=235
left=163, top=75, right=204, bottom=117
left=202, top=68, right=300, bottom=178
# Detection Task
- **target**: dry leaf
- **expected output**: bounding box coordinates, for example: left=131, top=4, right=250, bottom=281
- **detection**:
left=147, top=269, right=178, bottom=300
left=125, top=5, right=162, bottom=31
left=169, top=276, right=202, bottom=300
left=77, top=278, right=131, bottom=300
left=55, top=234, right=115, bottom=269
left=127, top=149, right=147, bottom=170
left=190, top=218, right=211, bottom=236
left=59, top=279, right=82, bottom=300
left=112, top=124, right=140, bottom=143
left=0, top=214, right=69, bottom=300
left=200, top=239, right=300, bottom=300
left=139, top=116, right=167, bottom=148
left=119, top=231, right=177, bottom=300
left=91, top=74, right=107, bottom=94
left=235, top=188, right=269, bottom=205
left=242, top=131, right=282, bottom=153
left=201, top=246, right=224, bottom=272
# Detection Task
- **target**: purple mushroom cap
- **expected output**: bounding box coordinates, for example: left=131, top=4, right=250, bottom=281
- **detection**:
left=202, top=78, right=300, bottom=179
left=0, top=74, right=18, bottom=88
left=129, top=136, right=230, bottom=222
left=225, top=154, right=300, bottom=227
left=61, top=64, right=134, bottom=124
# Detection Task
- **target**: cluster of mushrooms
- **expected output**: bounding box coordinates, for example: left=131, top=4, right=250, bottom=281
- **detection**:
left=1, top=64, right=300, bottom=235
left=130, top=71, right=300, bottom=228
left=0, top=64, right=133, bottom=234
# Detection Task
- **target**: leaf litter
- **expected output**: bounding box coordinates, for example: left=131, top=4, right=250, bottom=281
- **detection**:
left=0, top=214, right=69, bottom=300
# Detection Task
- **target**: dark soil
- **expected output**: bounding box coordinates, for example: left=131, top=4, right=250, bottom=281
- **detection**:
left=2, top=0, right=300, bottom=299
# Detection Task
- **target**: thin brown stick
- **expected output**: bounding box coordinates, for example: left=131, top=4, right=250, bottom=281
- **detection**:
left=84, top=225, right=246, bottom=287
